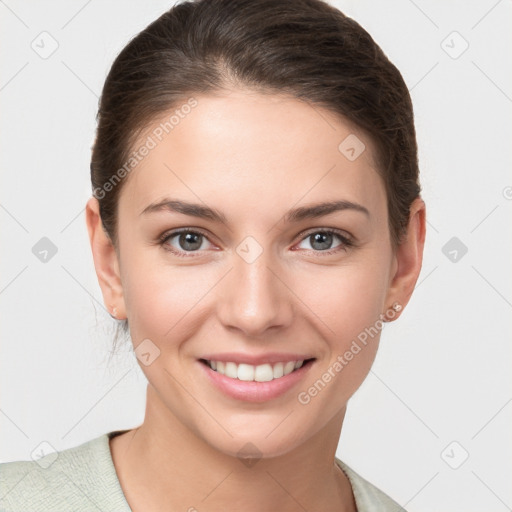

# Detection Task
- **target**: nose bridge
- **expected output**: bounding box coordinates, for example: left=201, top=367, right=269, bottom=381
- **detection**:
left=217, top=239, right=292, bottom=335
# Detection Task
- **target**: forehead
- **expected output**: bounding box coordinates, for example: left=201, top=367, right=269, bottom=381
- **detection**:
left=118, top=89, right=385, bottom=220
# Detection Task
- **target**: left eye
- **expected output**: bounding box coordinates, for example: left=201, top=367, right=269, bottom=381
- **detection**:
left=296, top=230, right=352, bottom=253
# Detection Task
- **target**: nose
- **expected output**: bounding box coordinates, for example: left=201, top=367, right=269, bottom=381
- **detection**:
left=216, top=247, right=294, bottom=337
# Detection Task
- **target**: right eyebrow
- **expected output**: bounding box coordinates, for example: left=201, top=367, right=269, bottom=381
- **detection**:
left=140, top=198, right=227, bottom=223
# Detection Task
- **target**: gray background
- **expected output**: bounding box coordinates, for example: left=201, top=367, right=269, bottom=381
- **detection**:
left=1, top=1, right=511, bottom=510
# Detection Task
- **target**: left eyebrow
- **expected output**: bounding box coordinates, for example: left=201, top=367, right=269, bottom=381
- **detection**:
left=139, top=198, right=370, bottom=223
left=284, top=200, right=370, bottom=223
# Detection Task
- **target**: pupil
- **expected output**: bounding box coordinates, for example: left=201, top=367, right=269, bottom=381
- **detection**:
left=311, top=232, right=332, bottom=251
left=181, top=232, right=202, bottom=251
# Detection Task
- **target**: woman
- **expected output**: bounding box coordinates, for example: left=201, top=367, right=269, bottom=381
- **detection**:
left=0, top=0, right=425, bottom=510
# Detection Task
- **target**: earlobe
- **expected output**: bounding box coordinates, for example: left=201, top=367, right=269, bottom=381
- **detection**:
left=384, top=197, right=426, bottom=320
left=85, top=197, right=126, bottom=319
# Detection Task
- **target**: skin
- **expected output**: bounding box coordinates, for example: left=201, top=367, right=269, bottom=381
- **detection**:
left=86, top=88, right=426, bottom=512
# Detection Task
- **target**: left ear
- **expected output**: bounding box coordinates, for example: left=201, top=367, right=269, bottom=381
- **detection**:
left=384, top=197, right=426, bottom=320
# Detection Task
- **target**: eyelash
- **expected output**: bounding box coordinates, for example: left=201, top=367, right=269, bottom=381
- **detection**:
left=157, top=227, right=355, bottom=258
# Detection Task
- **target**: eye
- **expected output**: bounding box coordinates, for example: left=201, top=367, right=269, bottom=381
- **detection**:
left=159, top=229, right=214, bottom=257
left=295, top=229, right=354, bottom=254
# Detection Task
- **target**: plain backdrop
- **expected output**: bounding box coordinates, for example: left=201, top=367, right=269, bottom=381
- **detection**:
left=1, top=1, right=511, bottom=511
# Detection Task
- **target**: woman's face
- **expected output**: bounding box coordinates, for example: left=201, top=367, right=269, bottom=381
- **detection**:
left=100, top=89, right=411, bottom=457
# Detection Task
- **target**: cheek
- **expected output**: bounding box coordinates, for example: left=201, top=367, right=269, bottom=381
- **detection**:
left=120, top=248, right=217, bottom=343
left=291, top=258, right=389, bottom=394
left=290, top=258, right=388, bottom=341
left=293, top=265, right=387, bottom=419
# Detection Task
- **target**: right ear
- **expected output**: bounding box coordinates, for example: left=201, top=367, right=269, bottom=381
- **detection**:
left=85, top=197, right=126, bottom=319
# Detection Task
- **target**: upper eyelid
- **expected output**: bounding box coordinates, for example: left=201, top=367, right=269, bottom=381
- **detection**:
left=295, top=226, right=352, bottom=241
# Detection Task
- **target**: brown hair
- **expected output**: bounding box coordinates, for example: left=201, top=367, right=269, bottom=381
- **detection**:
left=90, top=0, right=421, bottom=345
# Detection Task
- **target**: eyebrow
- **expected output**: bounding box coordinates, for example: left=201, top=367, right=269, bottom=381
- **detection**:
left=140, top=198, right=370, bottom=223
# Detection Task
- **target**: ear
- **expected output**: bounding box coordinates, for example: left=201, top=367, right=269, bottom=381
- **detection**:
left=85, top=197, right=126, bottom=319
left=384, top=197, right=426, bottom=320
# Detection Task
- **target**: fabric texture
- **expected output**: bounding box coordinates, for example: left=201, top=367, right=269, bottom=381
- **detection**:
left=0, top=430, right=405, bottom=511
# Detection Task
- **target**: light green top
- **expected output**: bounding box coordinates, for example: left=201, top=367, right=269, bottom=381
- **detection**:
left=0, top=430, right=405, bottom=511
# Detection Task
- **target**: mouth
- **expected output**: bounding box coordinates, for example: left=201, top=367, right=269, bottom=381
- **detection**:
left=199, top=358, right=316, bottom=383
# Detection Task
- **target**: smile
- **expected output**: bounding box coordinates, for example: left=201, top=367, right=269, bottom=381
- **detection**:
left=202, top=359, right=312, bottom=382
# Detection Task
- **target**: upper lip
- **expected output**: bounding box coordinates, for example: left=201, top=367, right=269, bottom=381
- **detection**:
left=200, top=352, right=315, bottom=365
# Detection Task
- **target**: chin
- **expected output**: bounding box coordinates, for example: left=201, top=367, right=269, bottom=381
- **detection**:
left=210, top=435, right=302, bottom=462
left=195, top=416, right=321, bottom=462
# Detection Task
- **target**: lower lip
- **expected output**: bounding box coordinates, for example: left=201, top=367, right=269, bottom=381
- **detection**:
left=198, top=360, right=314, bottom=403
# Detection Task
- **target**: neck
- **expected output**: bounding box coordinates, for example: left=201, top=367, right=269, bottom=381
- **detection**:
left=110, top=384, right=356, bottom=512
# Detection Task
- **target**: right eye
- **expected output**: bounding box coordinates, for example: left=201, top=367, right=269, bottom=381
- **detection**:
left=158, top=229, right=216, bottom=257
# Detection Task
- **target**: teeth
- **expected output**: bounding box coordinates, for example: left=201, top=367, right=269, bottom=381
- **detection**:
left=284, top=361, right=295, bottom=374
left=273, top=362, right=284, bottom=378
left=225, top=362, right=238, bottom=379
left=237, top=363, right=255, bottom=381
left=255, top=364, right=273, bottom=382
left=208, top=359, right=307, bottom=382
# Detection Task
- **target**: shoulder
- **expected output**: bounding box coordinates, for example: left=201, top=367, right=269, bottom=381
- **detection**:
left=335, top=457, right=405, bottom=512
left=0, top=432, right=131, bottom=512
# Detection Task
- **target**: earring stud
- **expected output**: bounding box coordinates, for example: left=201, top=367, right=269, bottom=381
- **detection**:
left=392, top=302, right=402, bottom=312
